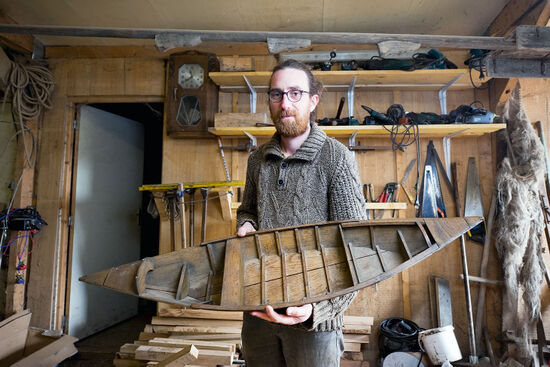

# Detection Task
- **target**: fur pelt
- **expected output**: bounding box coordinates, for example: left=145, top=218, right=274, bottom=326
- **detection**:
left=495, top=84, right=546, bottom=363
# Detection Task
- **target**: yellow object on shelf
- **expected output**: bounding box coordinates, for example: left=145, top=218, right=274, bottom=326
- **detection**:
left=209, top=124, right=505, bottom=138
left=209, top=69, right=489, bottom=91
left=139, top=180, right=245, bottom=192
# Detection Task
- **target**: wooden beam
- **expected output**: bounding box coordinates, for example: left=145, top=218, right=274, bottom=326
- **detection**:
left=0, top=24, right=516, bottom=50
left=0, top=13, right=34, bottom=53
left=485, top=0, right=550, bottom=37
left=489, top=78, right=518, bottom=115
left=5, top=119, right=37, bottom=317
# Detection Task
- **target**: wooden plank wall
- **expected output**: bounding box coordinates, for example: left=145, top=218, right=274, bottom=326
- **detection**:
left=161, top=54, right=503, bottom=359
left=28, top=58, right=165, bottom=330
left=28, top=50, right=508, bottom=362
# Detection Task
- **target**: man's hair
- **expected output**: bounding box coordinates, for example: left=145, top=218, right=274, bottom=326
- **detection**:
left=270, top=59, right=323, bottom=97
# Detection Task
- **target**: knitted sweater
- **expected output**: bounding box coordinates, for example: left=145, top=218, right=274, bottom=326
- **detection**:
left=237, top=123, right=368, bottom=331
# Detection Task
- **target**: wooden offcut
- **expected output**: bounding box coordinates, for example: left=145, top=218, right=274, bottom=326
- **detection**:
left=214, top=112, right=268, bottom=127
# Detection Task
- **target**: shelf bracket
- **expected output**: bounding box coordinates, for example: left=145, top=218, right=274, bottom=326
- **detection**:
left=442, top=128, right=469, bottom=180
left=347, top=76, right=357, bottom=118
left=438, top=73, right=464, bottom=114
left=243, top=75, right=257, bottom=113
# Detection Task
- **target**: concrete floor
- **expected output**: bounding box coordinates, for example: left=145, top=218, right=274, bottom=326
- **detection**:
left=58, top=313, right=151, bottom=367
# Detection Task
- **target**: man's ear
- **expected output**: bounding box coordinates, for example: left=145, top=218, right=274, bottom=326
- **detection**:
left=309, top=94, right=320, bottom=113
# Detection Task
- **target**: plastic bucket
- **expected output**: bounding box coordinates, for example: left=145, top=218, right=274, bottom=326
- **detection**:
left=418, top=325, right=462, bottom=365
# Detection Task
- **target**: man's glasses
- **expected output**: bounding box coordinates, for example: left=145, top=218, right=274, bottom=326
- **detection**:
left=267, top=88, right=310, bottom=103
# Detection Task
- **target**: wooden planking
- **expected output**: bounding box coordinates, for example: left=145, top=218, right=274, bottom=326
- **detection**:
left=4, top=116, right=37, bottom=316
left=210, top=69, right=488, bottom=91
left=0, top=309, right=31, bottom=365
left=220, top=239, right=243, bottom=306
left=27, top=57, right=166, bottom=330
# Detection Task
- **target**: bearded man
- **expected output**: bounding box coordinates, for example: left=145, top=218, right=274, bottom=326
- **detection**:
left=236, top=59, right=367, bottom=367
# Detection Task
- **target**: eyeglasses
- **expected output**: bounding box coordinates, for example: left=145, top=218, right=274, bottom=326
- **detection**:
left=267, top=88, right=310, bottom=103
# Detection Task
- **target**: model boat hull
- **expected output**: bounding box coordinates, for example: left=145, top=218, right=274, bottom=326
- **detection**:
left=80, top=217, right=483, bottom=311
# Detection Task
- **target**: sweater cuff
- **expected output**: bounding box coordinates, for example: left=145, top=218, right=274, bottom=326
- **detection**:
left=308, top=292, right=357, bottom=331
left=236, top=215, right=258, bottom=231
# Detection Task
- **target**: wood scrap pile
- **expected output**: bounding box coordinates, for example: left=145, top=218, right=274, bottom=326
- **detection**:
left=113, top=308, right=243, bottom=366
left=341, top=315, right=372, bottom=367
left=0, top=309, right=78, bottom=367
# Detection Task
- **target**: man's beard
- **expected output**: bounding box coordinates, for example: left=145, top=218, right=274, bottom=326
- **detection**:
left=271, top=109, right=310, bottom=137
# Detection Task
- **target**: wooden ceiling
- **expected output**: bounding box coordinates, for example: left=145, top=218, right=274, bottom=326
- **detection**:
left=0, top=0, right=510, bottom=47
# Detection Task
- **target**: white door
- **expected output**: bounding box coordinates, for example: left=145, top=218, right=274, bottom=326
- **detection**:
left=68, top=105, right=144, bottom=339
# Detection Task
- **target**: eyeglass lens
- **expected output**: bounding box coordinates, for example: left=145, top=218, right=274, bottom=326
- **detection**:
left=268, top=89, right=306, bottom=103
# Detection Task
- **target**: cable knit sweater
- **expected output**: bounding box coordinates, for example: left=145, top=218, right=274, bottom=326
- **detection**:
left=237, top=123, right=368, bottom=332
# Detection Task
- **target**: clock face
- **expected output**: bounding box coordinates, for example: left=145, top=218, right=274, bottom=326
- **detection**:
left=178, top=63, right=204, bottom=89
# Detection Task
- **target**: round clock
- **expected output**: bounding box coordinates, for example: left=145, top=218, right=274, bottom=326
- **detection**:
left=178, top=63, right=204, bottom=89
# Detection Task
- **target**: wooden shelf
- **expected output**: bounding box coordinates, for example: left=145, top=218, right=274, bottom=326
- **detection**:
left=209, top=69, right=489, bottom=92
left=209, top=124, right=505, bottom=138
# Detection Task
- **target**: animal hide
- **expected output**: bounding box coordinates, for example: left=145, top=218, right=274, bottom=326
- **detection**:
left=495, top=84, right=546, bottom=362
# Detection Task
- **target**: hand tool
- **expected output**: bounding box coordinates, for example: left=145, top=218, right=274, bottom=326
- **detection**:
left=347, top=131, right=393, bottom=152
left=177, top=184, right=187, bottom=248
left=200, top=187, right=210, bottom=243
left=451, top=162, right=477, bottom=364
left=217, top=131, right=257, bottom=153
left=317, top=97, right=359, bottom=126
left=188, top=188, right=196, bottom=246
left=375, top=182, right=398, bottom=219
left=417, top=141, right=451, bottom=218
left=361, top=105, right=395, bottom=125
left=464, top=157, right=486, bottom=243
left=399, top=158, right=417, bottom=204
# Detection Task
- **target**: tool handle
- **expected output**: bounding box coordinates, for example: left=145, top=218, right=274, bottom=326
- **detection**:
left=336, top=97, right=345, bottom=119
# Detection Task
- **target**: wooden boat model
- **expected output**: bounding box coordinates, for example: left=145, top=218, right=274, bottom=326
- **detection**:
left=80, top=217, right=483, bottom=311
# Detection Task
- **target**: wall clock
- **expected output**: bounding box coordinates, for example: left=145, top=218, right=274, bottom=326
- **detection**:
left=166, top=53, right=219, bottom=137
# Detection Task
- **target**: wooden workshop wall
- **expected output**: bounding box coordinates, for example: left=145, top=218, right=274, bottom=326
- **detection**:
left=160, top=53, right=504, bottom=358
left=27, top=50, right=506, bottom=359
left=28, top=57, right=165, bottom=330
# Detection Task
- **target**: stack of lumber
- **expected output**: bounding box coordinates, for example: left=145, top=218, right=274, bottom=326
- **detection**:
left=0, top=309, right=78, bottom=367
left=114, top=308, right=243, bottom=367
left=341, top=315, right=373, bottom=367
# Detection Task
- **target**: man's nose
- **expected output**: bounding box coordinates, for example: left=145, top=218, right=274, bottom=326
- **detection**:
left=281, top=93, right=293, bottom=109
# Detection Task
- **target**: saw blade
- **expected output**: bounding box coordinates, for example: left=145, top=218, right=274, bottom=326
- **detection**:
left=464, top=157, right=484, bottom=217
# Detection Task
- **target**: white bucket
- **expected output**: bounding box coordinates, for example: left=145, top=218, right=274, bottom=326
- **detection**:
left=418, top=325, right=462, bottom=365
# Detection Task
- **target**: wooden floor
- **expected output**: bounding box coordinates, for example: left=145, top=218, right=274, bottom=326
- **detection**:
left=59, top=313, right=152, bottom=367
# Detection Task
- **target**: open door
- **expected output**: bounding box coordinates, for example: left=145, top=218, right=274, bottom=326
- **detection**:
left=66, top=105, right=144, bottom=339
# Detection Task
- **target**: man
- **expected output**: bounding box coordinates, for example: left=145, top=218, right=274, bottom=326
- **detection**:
left=236, top=59, right=367, bottom=367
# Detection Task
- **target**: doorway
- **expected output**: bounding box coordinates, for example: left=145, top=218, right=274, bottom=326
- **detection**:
left=65, top=102, right=162, bottom=339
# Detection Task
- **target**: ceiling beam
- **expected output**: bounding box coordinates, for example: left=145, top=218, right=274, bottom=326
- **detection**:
left=485, top=0, right=550, bottom=37
left=0, top=13, right=34, bottom=54
left=0, top=24, right=517, bottom=52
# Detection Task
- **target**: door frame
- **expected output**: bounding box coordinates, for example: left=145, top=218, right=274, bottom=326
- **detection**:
left=60, top=96, right=163, bottom=333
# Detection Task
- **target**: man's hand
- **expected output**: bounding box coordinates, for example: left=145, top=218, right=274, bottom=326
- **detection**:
left=250, top=304, right=313, bottom=325
left=237, top=221, right=256, bottom=237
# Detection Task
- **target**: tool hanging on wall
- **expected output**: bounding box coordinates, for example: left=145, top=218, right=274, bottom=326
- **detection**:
left=348, top=131, right=393, bottom=152
left=375, top=182, right=398, bottom=219
left=464, top=157, right=486, bottom=243
left=417, top=141, right=453, bottom=218
left=400, top=158, right=417, bottom=205
left=140, top=181, right=244, bottom=247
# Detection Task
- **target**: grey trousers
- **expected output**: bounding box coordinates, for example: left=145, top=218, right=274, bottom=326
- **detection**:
left=241, top=312, right=344, bottom=367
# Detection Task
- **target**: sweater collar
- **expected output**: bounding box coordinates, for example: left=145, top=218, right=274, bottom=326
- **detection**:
left=263, top=123, right=327, bottom=161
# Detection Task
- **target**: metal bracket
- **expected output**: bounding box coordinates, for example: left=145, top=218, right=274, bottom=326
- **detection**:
left=442, top=128, right=468, bottom=181
left=242, top=130, right=258, bottom=151
left=438, top=73, right=464, bottom=114
left=243, top=75, right=257, bottom=113
left=347, top=76, right=357, bottom=118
